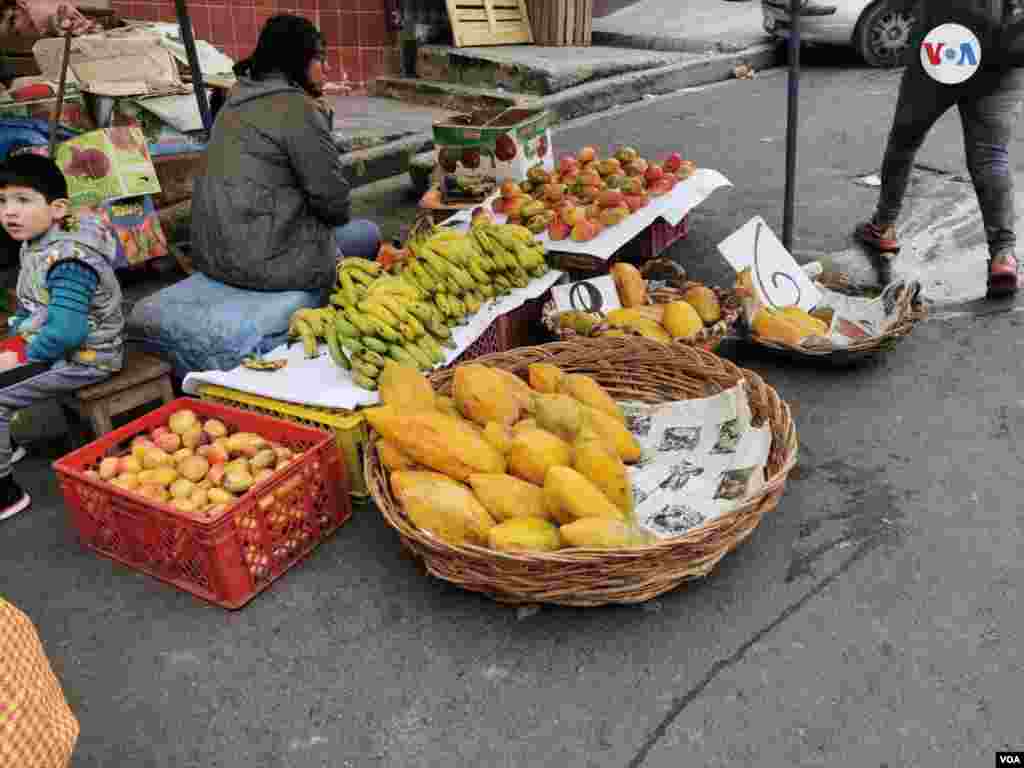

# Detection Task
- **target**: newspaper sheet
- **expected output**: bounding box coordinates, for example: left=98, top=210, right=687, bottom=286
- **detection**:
left=620, top=384, right=772, bottom=539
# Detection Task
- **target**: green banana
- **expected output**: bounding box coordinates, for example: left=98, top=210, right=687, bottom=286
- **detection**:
left=359, top=300, right=401, bottom=329
left=417, top=334, right=445, bottom=365
left=388, top=344, right=420, bottom=368
left=361, top=335, right=390, bottom=354
left=361, top=349, right=388, bottom=368
left=326, top=330, right=351, bottom=370
left=335, top=315, right=360, bottom=339
left=339, top=336, right=365, bottom=356
left=351, top=356, right=380, bottom=379
left=403, top=342, right=433, bottom=370
left=352, top=372, right=378, bottom=390
left=339, top=257, right=382, bottom=276
left=339, top=270, right=359, bottom=307
left=343, top=307, right=376, bottom=336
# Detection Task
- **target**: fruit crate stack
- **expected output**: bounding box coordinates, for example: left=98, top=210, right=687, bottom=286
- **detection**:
left=526, top=0, right=594, bottom=45
left=53, top=398, right=351, bottom=609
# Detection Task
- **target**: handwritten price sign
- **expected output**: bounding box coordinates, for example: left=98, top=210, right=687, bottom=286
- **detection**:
left=716, top=216, right=822, bottom=311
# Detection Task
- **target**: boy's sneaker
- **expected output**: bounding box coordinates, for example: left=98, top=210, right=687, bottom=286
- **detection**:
left=0, top=477, right=30, bottom=521
left=10, top=444, right=26, bottom=465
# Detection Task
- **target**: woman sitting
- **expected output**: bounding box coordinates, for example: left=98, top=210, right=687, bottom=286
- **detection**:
left=191, top=14, right=381, bottom=293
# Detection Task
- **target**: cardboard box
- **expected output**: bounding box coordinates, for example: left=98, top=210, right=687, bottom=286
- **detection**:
left=32, top=30, right=184, bottom=97
left=432, top=107, right=553, bottom=184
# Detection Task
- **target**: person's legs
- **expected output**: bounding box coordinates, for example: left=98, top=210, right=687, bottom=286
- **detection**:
left=958, top=67, right=1024, bottom=295
left=334, top=219, right=382, bottom=260
left=0, top=362, right=109, bottom=520
left=858, top=63, right=959, bottom=252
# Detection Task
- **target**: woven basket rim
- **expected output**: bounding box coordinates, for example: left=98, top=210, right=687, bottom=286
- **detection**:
left=747, top=282, right=927, bottom=357
left=363, top=338, right=799, bottom=605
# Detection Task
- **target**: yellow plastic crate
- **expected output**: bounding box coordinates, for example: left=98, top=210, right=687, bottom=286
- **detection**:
left=196, top=384, right=369, bottom=497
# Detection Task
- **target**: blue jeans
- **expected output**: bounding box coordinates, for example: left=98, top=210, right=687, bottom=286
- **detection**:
left=876, top=60, right=1024, bottom=256
left=335, top=219, right=382, bottom=260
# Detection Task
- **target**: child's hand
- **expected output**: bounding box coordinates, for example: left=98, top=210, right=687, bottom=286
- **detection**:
left=0, top=351, right=21, bottom=371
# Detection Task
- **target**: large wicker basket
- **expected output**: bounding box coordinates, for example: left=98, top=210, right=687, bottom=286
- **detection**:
left=364, top=338, right=799, bottom=607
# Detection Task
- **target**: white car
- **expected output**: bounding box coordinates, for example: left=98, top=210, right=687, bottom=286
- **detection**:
left=762, top=0, right=918, bottom=67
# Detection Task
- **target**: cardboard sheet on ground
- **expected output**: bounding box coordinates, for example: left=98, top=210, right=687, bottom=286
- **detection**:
left=619, top=384, right=772, bottom=539
left=444, top=168, right=732, bottom=261
left=181, top=270, right=563, bottom=410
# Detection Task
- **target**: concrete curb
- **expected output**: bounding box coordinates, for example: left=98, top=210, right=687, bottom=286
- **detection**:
left=591, top=29, right=776, bottom=55
left=350, top=42, right=783, bottom=192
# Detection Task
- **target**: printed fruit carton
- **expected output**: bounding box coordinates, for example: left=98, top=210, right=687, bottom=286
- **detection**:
left=432, top=107, right=554, bottom=184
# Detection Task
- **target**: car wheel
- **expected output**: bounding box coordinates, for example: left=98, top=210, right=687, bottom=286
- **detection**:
left=854, top=0, right=917, bottom=68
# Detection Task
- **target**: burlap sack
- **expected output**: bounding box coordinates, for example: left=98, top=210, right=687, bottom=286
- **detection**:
left=0, top=597, right=79, bottom=768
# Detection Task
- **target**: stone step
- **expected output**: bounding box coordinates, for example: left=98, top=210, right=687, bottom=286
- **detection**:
left=414, top=44, right=700, bottom=96
left=368, top=77, right=524, bottom=115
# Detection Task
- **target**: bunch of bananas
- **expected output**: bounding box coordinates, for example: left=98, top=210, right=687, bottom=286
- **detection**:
left=303, top=223, right=550, bottom=391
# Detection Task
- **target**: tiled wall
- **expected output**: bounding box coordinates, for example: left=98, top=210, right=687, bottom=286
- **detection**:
left=109, top=0, right=400, bottom=93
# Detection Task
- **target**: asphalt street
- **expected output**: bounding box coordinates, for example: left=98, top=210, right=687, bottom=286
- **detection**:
left=3, top=53, right=1024, bottom=768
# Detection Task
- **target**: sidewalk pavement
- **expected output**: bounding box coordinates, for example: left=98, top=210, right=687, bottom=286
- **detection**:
left=593, top=0, right=773, bottom=53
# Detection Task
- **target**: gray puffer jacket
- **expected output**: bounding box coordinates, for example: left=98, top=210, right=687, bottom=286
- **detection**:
left=191, top=75, right=350, bottom=292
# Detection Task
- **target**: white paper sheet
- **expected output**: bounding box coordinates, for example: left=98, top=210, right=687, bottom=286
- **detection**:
left=717, top=216, right=823, bottom=312
left=444, top=168, right=732, bottom=261
left=181, top=270, right=564, bottom=411
left=618, top=384, right=772, bottom=539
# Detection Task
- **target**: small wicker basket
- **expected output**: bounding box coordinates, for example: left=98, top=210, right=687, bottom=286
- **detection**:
left=364, top=337, right=799, bottom=607
left=541, top=258, right=742, bottom=353
left=743, top=276, right=927, bottom=364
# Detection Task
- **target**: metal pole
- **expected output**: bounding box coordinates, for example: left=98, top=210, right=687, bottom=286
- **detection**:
left=782, top=0, right=801, bottom=251
left=173, top=0, right=213, bottom=135
left=48, top=29, right=73, bottom=158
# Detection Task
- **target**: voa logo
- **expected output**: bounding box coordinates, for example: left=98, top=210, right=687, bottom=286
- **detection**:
left=921, top=23, right=981, bottom=84
left=998, top=755, right=1022, bottom=765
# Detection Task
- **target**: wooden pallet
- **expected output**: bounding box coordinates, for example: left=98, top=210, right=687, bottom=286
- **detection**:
left=526, top=0, right=593, bottom=45
left=446, top=0, right=534, bottom=47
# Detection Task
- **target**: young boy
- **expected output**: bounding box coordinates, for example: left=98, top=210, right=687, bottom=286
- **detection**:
left=0, top=153, right=124, bottom=521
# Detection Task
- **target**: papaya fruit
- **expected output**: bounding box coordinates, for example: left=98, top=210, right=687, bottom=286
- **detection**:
left=557, top=373, right=625, bottom=424
left=391, top=471, right=495, bottom=546
left=453, top=364, right=521, bottom=427
left=377, top=438, right=417, bottom=471
left=533, top=394, right=584, bottom=442
left=483, top=421, right=513, bottom=455
left=378, top=361, right=436, bottom=411
left=559, top=518, right=654, bottom=549
left=488, top=517, right=562, bottom=553
left=581, top=405, right=642, bottom=464
left=543, top=466, right=626, bottom=525
left=662, top=301, right=703, bottom=341
left=572, top=428, right=633, bottom=516
left=469, top=473, right=549, bottom=522
left=365, top=406, right=506, bottom=482
left=491, top=368, right=537, bottom=414
left=527, top=363, right=564, bottom=394
left=507, top=428, right=572, bottom=486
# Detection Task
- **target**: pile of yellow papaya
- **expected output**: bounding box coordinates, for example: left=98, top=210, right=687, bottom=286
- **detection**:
left=365, top=360, right=655, bottom=553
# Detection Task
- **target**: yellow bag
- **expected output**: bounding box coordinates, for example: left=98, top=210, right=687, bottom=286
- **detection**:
left=0, top=596, right=79, bottom=768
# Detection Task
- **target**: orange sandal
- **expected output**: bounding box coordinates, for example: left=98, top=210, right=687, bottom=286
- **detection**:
left=987, top=252, right=1019, bottom=298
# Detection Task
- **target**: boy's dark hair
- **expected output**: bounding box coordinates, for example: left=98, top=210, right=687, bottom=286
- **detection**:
left=233, top=14, right=324, bottom=95
left=0, top=153, right=69, bottom=202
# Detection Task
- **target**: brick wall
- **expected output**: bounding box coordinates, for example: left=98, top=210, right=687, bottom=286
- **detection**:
left=109, top=0, right=400, bottom=93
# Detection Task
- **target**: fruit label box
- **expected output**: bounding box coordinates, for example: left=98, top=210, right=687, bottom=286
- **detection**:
left=433, top=108, right=554, bottom=185
left=446, top=168, right=732, bottom=261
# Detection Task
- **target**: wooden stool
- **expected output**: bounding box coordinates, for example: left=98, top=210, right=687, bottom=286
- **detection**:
left=62, top=350, right=174, bottom=440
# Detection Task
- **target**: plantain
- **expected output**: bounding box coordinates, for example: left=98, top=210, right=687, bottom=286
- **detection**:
left=467, top=259, right=490, bottom=284
left=402, top=342, right=433, bottom=370
left=351, top=356, right=380, bottom=379
left=410, top=262, right=437, bottom=293
left=417, top=333, right=445, bottom=365
left=427, top=317, right=453, bottom=343
left=464, top=292, right=482, bottom=314
left=478, top=283, right=496, bottom=300
left=361, top=349, right=388, bottom=369
left=339, top=336, right=365, bottom=356
left=340, top=257, right=382, bottom=276
left=345, top=268, right=376, bottom=288
left=407, top=301, right=435, bottom=324
left=335, top=315, right=360, bottom=339
left=326, top=329, right=351, bottom=370
left=367, top=315, right=402, bottom=343
left=343, top=307, right=376, bottom=336
left=361, top=335, right=390, bottom=354
left=294, top=319, right=319, bottom=358
left=359, top=300, right=401, bottom=329
left=352, top=372, right=379, bottom=390
left=338, top=270, right=359, bottom=307
left=372, top=294, right=412, bottom=323
left=388, top=344, right=420, bottom=368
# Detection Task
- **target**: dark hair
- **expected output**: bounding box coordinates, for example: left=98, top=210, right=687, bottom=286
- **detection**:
left=233, top=14, right=324, bottom=94
left=0, top=152, right=69, bottom=202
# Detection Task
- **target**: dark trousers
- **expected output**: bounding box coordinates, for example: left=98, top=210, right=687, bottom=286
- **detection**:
left=876, top=60, right=1024, bottom=256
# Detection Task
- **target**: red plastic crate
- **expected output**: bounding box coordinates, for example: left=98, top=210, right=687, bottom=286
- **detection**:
left=52, top=398, right=351, bottom=610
